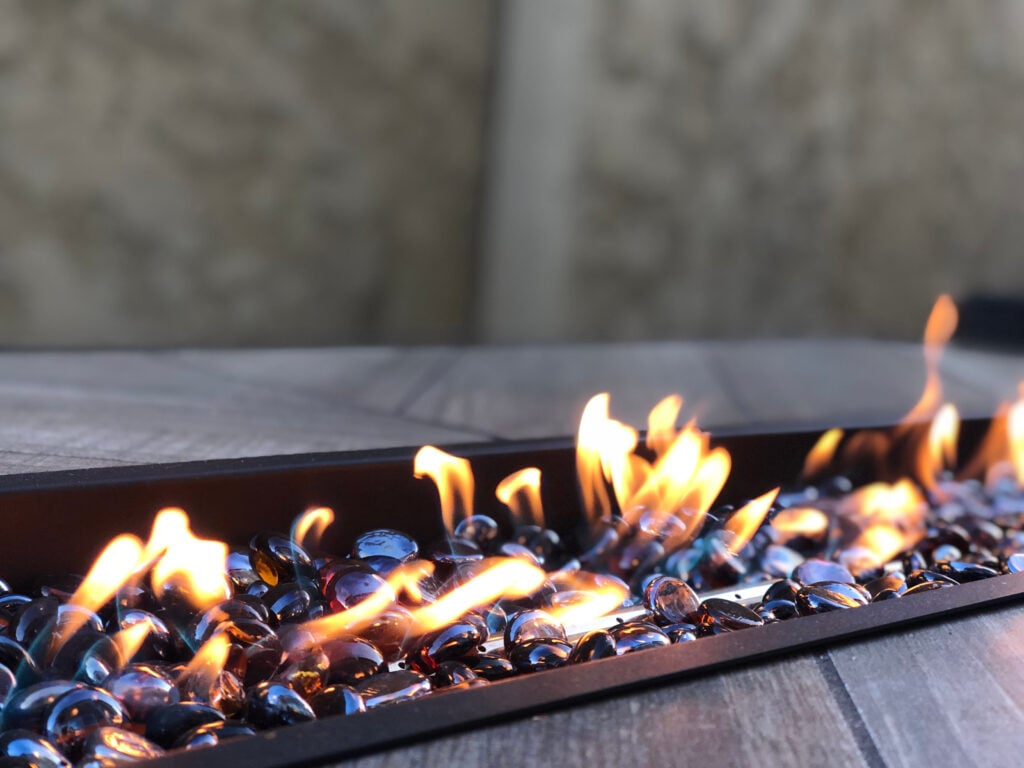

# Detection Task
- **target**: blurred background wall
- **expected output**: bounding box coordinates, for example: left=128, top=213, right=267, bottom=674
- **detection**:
left=0, top=0, right=1022, bottom=346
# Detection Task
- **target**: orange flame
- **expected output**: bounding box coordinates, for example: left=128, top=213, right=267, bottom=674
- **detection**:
left=646, top=395, right=683, bottom=458
left=144, top=508, right=229, bottom=610
left=903, top=294, right=958, bottom=424
left=51, top=535, right=146, bottom=658
left=917, top=403, right=959, bottom=489
left=414, top=446, right=475, bottom=534
left=1010, top=389, right=1024, bottom=485
left=576, top=394, right=618, bottom=523
left=111, top=620, right=153, bottom=666
left=802, top=428, right=844, bottom=479
left=496, top=468, right=545, bottom=528
left=547, top=575, right=629, bottom=628
left=723, top=488, right=779, bottom=555
left=293, top=506, right=335, bottom=551
left=179, top=632, right=231, bottom=691
left=840, top=479, right=927, bottom=565
left=409, top=558, right=546, bottom=634
left=770, top=507, right=829, bottom=543
left=960, top=404, right=1009, bottom=481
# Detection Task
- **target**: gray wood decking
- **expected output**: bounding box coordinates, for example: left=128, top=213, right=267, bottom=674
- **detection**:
left=2, top=340, right=1022, bottom=767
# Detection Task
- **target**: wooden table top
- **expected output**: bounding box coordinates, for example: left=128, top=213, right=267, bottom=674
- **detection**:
left=3, top=339, right=1023, bottom=768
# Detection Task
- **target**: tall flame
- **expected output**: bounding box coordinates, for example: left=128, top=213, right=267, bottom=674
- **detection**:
left=293, top=506, right=335, bottom=551
left=111, top=620, right=153, bottom=667
left=802, top=428, right=844, bottom=479
left=1009, top=387, right=1024, bottom=485
left=840, top=479, right=927, bottom=565
left=646, top=395, right=683, bottom=458
left=496, top=468, right=545, bottom=527
left=179, top=632, right=231, bottom=692
left=723, top=488, right=779, bottom=555
left=576, top=394, right=617, bottom=523
left=917, top=403, right=960, bottom=489
left=547, top=575, right=629, bottom=628
left=414, top=447, right=475, bottom=534
left=144, top=508, right=229, bottom=610
left=61, top=535, right=145, bottom=648
left=903, top=294, right=958, bottom=424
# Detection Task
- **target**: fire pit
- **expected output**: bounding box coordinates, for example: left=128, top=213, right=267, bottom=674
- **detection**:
left=0, top=296, right=1023, bottom=767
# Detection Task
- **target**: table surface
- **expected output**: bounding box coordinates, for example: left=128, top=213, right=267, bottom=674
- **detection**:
left=5, top=339, right=1024, bottom=768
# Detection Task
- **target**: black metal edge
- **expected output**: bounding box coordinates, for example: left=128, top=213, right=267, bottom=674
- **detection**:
left=142, top=574, right=1024, bottom=768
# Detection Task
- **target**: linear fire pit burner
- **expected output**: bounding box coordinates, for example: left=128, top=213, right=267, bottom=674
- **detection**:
left=1, top=415, right=1023, bottom=767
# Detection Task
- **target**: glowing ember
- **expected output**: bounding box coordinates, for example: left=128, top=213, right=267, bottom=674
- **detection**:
left=414, top=446, right=475, bottom=534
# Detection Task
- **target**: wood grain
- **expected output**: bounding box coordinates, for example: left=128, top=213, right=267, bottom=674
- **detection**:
left=827, top=603, right=1024, bottom=768
left=342, top=653, right=871, bottom=768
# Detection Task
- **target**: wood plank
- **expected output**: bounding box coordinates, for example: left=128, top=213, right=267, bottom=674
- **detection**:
left=341, top=653, right=871, bottom=768
left=707, top=339, right=1016, bottom=427
left=828, top=603, right=1024, bottom=768
left=403, top=342, right=746, bottom=439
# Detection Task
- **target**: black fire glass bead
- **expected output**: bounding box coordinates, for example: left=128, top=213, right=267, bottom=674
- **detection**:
left=227, top=549, right=261, bottom=591
left=818, top=475, right=853, bottom=497
left=864, top=574, right=907, bottom=599
left=1004, top=553, right=1024, bottom=574
left=508, top=639, right=572, bottom=673
left=568, top=630, right=617, bottom=664
left=111, top=585, right=162, bottom=618
left=931, top=561, right=999, bottom=584
left=262, top=582, right=314, bottom=624
left=274, top=644, right=329, bottom=700
left=29, top=575, right=83, bottom=604
left=792, top=559, right=855, bottom=586
left=610, top=622, right=671, bottom=654
left=454, top=516, right=500, bottom=551
left=248, top=533, right=316, bottom=587
left=321, top=636, right=385, bottom=686
left=0, top=730, right=70, bottom=768
left=144, top=703, right=225, bottom=749
left=0, top=636, right=39, bottom=685
left=356, top=670, right=431, bottom=709
left=191, top=600, right=269, bottom=646
left=872, top=589, right=901, bottom=602
left=173, top=721, right=257, bottom=750
left=180, top=668, right=246, bottom=719
left=694, top=598, right=765, bottom=634
left=905, top=570, right=958, bottom=589
left=2, top=680, right=84, bottom=733
left=757, top=599, right=799, bottom=622
left=363, top=556, right=402, bottom=577
left=428, top=538, right=485, bottom=570
left=352, top=529, right=419, bottom=563
left=662, top=546, right=702, bottom=582
left=931, top=544, right=963, bottom=563
left=49, top=630, right=121, bottom=686
left=902, top=550, right=928, bottom=573
left=795, top=582, right=870, bottom=615
left=0, top=596, right=32, bottom=635
left=81, top=727, right=164, bottom=763
left=904, top=580, right=955, bottom=596
left=430, top=660, right=478, bottom=688
left=643, top=576, right=700, bottom=625
left=760, top=546, right=805, bottom=579
left=113, top=611, right=176, bottom=665
left=763, top=579, right=801, bottom=604
left=359, top=606, right=414, bottom=663
left=324, top=570, right=394, bottom=613
left=413, top=614, right=488, bottom=672
left=0, top=665, right=15, bottom=709
left=503, top=610, right=566, bottom=653
left=578, top=516, right=627, bottom=566
left=308, top=685, right=365, bottom=718
left=468, top=654, right=515, bottom=681
left=101, top=664, right=179, bottom=722
left=243, top=682, right=316, bottom=730
left=496, top=542, right=541, bottom=566
left=10, top=598, right=61, bottom=646
left=610, top=539, right=665, bottom=584
left=663, top=622, right=700, bottom=643
left=44, top=687, right=125, bottom=760
left=246, top=582, right=271, bottom=600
